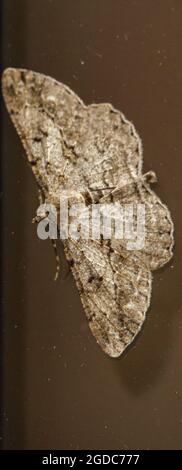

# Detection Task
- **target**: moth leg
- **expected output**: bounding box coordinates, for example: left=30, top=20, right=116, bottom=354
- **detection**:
left=32, top=201, right=60, bottom=280
left=99, top=171, right=158, bottom=202
left=51, top=239, right=60, bottom=281
left=32, top=188, right=45, bottom=224
left=32, top=214, right=60, bottom=280
left=32, top=213, right=44, bottom=224
left=38, top=188, right=44, bottom=204
left=142, top=171, right=157, bottom=184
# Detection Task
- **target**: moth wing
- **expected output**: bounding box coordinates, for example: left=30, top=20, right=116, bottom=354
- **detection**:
left=59, top=102, right=143, bottom=191
left=2, top=67, right=85, bottom=197
left=2, top=68, right=142, bottom=196
left=64, top=239, right=152, bottom=357
left=109, top=181, right=174, bottom=271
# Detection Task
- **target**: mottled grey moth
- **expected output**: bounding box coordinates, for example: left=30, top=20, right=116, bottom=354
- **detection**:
left=2, top=68, right=174, bottom=357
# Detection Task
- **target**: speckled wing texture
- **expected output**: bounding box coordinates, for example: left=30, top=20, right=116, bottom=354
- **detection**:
left=2, top=68, right=174, bottom=357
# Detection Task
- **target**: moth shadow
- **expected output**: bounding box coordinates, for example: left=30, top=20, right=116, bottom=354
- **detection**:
left=113, top=262, right=178, bottom=395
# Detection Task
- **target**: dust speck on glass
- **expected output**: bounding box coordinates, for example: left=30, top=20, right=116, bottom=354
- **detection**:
left=2, top=68, right=174, bottom=358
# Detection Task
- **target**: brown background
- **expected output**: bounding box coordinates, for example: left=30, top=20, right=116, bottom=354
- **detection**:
left=1, top=0, right=181, bottom=450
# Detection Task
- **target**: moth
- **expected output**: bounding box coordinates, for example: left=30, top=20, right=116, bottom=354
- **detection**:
left=2, top=68, right=174, bottom=357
